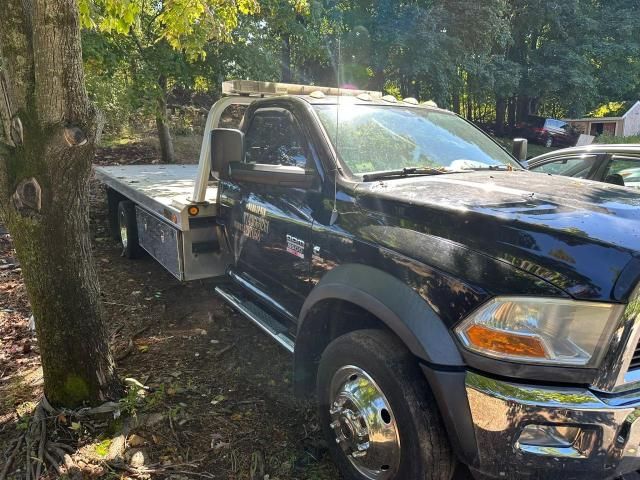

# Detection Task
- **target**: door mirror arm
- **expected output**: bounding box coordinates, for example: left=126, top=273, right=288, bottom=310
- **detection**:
left=228, top=162, right=317, bottom=189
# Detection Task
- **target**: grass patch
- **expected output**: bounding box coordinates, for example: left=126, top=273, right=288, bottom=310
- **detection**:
left=0, top=366, right=42, bottom=415
left=594, top=134, right=640, bottom=144
left=494, top=137, right=556, bottom=159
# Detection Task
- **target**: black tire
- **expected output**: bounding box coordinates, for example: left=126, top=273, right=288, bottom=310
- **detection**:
left=117, top=201, right=141, bottom=259
left=107, top=188, right=122, bottom=241
left=317, top=329, right=455, bottom=480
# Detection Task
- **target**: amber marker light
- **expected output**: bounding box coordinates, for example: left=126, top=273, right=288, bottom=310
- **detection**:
left=188, top=206, right=200, bottom=216
left=465, top=324, right=547, bottom=359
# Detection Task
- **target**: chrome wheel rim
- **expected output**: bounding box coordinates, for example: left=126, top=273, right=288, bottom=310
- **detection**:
left=119, top=210, right=128, bottom=249
left=329, top=365, right=401, bottom=479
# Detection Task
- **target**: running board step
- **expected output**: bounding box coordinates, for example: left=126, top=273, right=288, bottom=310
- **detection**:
left=215, top=286, right=295, bottom=353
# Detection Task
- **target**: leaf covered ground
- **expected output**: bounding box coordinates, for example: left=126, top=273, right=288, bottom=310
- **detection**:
left=0, top=138, right=338, bottom=479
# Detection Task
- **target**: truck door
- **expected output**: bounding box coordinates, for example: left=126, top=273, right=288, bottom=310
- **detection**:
left=218, top=105, right=316, bottom=317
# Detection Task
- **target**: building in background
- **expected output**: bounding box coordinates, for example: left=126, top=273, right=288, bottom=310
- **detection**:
left=565, top=101, right=640, bottom=137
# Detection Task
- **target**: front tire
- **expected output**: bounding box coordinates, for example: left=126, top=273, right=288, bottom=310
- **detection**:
left=317, top=329, right=455, bottom=480
left=117, top=201, right=141, bottom=259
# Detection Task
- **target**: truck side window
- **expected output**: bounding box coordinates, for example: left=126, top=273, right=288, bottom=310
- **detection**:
left=244, top=108, right=310, bottom=168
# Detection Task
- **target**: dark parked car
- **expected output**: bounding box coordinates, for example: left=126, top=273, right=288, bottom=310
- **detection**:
left=518, top=115, right=579, bottom=148
left=529, top=144, right=640, bottom=189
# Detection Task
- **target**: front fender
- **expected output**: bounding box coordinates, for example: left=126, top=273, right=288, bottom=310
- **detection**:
left=297, top=263, right=464, bottom=367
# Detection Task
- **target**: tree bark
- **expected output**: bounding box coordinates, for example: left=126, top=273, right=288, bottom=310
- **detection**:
left=0, top=0, right=121, bottom=407
left=507, top=96, right=517, bottom=131
left=156, top=74, right=175, bottom=164
left=281, top=34, right=292, bottom=83
left=452, top=93, right=461, bottom=115
left=516, top=95, right=531, bottom=125
left=495, top=96, right=507, bottom=136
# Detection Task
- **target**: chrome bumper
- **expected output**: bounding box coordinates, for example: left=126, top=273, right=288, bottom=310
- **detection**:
left=466, top=371, right=640, bottom=479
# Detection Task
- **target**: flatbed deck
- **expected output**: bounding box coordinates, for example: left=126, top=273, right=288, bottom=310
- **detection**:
left=94, top=164, right=218, bottom=230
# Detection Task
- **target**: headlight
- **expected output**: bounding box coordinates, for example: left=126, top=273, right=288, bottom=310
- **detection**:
left=455, top=297, right=623, bottom=367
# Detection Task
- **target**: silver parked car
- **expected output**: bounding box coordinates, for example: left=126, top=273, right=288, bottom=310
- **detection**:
left=528, top=144, right=640, bottom=189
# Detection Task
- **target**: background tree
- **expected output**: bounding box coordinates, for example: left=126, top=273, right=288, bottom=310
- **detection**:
left=80, top=0, right=258, bottom=162
left=0, top=0, right=121, bottom=407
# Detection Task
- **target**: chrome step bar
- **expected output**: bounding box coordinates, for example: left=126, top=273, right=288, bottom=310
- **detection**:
left=215, top=286, right=295, bottom=353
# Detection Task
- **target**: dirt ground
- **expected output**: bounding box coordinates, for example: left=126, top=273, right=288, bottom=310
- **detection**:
left=0, top=139, right=338, bottom=479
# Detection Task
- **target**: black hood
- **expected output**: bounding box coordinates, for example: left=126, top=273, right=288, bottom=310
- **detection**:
left=355, top=170, right=640, bottom=302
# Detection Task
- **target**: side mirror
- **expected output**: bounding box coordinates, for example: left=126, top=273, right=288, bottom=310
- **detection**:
left=512, top=138, right=528, bottom=168
left=211, top=128, right=244, bottom=180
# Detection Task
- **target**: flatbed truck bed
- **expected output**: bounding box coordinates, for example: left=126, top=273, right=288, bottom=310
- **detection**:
left=95, top=163, right=225, bottom=282
left=94, top=164, right=219, bottom=230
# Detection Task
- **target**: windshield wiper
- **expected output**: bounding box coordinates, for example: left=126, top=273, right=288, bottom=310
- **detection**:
left=362, top=167, right=448, bottom=182
left=457, top=165, right=511, bottom=171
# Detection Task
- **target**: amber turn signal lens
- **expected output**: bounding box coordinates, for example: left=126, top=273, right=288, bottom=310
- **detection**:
left=188, top=206, right=199, bottom=216
left=465, top=324, right=547, bottom=358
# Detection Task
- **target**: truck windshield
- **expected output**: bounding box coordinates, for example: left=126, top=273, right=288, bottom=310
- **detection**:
left=314, top=104, right=519, bottom=176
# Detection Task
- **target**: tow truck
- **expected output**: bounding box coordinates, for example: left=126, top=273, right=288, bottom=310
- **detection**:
left=96, top=80, right=640, bottom=480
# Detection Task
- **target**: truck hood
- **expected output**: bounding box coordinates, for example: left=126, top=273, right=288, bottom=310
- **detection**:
left=355, top=170, right=640, bottom=301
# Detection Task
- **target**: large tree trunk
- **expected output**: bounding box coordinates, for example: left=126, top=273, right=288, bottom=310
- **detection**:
left=156, top=74, right=175, bottom=164
left=0, top=0, right=121, bottom=407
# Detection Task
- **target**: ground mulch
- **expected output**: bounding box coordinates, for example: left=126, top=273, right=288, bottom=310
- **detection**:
left=0, top=142, right=338, bottom=479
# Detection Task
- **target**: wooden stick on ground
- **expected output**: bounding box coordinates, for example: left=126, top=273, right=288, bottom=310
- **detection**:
left=44, top=450, right=61, bottom=475
left=35, top=408, right=47, bottom=479
left=0, top=434, right=24, bottom=480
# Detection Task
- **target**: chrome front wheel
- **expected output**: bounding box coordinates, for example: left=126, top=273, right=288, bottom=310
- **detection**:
left=317, top=330, right=455, bottom=480
left=329, top=366, right=401, bottom=479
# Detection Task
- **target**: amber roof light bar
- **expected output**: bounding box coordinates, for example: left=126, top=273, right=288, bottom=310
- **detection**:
left=222, top=79, right=383, bottom=99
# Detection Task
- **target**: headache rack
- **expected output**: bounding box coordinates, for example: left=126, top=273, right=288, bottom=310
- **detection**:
left=222, top=79, right=383, bottom=99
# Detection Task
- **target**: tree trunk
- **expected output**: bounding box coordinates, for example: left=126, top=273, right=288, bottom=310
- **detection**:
left=507, top=96, right=517, bottom=131
left=156, top=75, right=175, bottom=164
left=0, top=0, right=121, bottom=407
left=281, top=34, right=292, bottom=83
left=516, top=95, right=531, bottom=125
left=452, top=93, right=461, bottom=115
left=495, top=96, right=507, bottom=136
left=370, top=68, right=385, bottom=91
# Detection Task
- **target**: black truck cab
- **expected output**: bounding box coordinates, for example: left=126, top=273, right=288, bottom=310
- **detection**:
left=200, top=91, right=640, bottom=479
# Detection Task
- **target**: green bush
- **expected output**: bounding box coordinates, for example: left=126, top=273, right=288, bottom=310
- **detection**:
left=594, top=134, right=640, bottom=144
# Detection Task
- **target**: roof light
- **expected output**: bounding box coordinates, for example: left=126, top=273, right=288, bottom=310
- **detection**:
left=382, top=95, right=398, bottom=103
left=221, top=79, right=382, bottom=99
left=402, top=97, right=419, bottom=105
left=310, top=90, right=325, bottom=99
left=422, top=100, right=438, bottom=108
